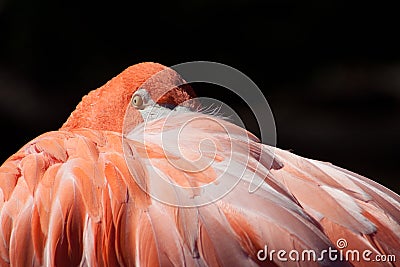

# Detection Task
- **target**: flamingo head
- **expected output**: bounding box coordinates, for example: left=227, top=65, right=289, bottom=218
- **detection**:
left=61, top=62, right=195, bottom=133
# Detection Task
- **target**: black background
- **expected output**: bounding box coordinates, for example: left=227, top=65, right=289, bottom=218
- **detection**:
left=0, top=1, right=398, bottom=192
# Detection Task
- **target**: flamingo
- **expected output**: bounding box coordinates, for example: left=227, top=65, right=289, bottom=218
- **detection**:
left=0, top=62, right=398, bottom=267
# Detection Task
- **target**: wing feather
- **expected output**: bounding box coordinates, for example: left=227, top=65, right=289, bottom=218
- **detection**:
left=0, top=112, right=399, bottom=266
left=0, top=129, right=150, bottom=266
left=272, top=148, right=400, bottom=262
left=126, top=113, right=399, bottom=266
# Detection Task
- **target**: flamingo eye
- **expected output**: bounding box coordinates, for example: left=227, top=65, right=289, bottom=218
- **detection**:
left=132, top=95, right=144, bottom=109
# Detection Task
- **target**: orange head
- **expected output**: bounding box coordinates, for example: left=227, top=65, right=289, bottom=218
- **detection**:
left=61, top=62, right=195, bottom=133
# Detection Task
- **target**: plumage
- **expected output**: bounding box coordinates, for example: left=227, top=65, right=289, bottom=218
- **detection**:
left=0, top=62, right=398, bottom=266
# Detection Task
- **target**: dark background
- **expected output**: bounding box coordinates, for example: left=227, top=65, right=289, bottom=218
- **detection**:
left=0, top=1, right=398, bottom=192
